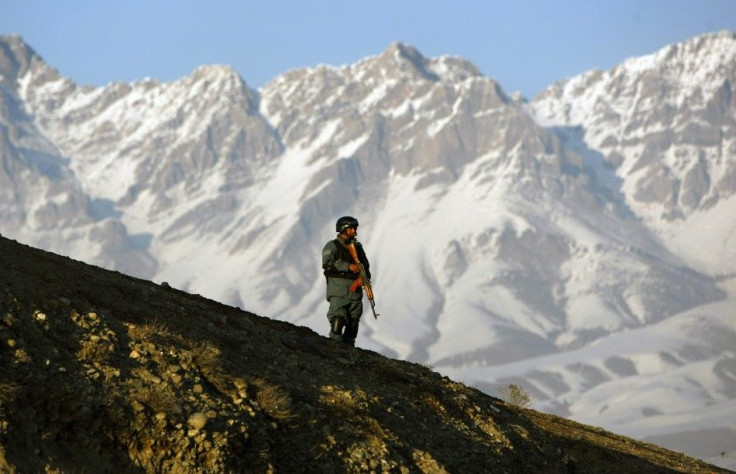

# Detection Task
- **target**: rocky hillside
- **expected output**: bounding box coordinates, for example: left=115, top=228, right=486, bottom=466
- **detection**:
left=0, top=234, right=728, bottom=473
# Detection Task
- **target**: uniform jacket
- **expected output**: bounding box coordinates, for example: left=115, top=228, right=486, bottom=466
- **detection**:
left=322, top=236, right=371, bottom=300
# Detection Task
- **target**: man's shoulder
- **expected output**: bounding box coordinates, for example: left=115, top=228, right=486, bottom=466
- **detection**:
left=323, top=239, right=339, bottom=251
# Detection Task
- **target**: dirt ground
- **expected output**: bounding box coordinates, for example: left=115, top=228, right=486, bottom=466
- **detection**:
left=0, top=234, right=730, bottom=473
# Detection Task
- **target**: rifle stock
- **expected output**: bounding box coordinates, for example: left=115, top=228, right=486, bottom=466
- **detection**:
left=346, top=242, right=380, bottom=319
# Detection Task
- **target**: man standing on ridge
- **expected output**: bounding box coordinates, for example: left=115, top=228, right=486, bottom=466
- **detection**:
left=322, top=216, right=371, bottom=346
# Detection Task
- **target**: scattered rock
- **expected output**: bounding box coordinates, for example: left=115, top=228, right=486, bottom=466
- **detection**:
left=187, top=412, right=208, bottom=431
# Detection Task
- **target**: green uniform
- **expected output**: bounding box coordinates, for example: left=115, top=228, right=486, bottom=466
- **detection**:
left=322, top=235, right=371, bottom=344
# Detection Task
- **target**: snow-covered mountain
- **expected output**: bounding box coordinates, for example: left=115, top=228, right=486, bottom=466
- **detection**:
left=1, top=31, right=735, bottom=467
left=531, top=31, right=736, bottom=279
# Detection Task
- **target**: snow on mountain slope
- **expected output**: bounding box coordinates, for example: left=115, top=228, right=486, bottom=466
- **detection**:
left=447, top=298, right=736, bottom=467
left=526, top=30, right=736, bottom=468
left=530, top=30, right=736, bottom=278
left=253, top=42, right=722, bottom=365
left=0, top=36, right=156, bottom=276
left=1, top=32, right=735, bottom=467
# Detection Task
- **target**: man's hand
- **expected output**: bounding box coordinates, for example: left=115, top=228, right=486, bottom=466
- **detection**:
left=349, top=263, right=360, bottom=273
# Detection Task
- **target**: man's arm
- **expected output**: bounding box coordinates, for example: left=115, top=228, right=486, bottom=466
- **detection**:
left=322, top=241, right=352, bottom=274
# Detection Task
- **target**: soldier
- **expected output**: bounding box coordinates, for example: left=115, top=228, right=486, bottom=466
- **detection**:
left=321, top=216, right=371, bottom=346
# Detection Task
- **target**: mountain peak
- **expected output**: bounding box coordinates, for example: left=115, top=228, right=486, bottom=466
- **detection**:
left=174, top=64, right=255, bottom=109
left=615, top=29, right=736, bottom=87
left=384, top=41, right=424, bottom=63
left=369, top=41, right=439, bottom=81
left=189, top=64, right=244, bottom=82
left=0, top=34, right=41, bottom=82
left=532, top=29, right=736, bottom=123
left=371, top=41, right=481, bottom=83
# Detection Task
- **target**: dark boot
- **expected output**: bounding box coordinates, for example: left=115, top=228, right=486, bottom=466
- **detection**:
left=329, top=318, right=345, bottom=342
left=342, top=319, right=359, bottom=346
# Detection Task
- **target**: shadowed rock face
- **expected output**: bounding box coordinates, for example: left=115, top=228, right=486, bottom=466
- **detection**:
left=0, top=235, right=727, bottom=473
left=531, top=31, right=736, bottom=219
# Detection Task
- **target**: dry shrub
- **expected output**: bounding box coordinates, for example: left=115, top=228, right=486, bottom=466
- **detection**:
left=497, top=383, right=532, bottom=408
left=192, top=341, right=220, bottom=370
left=319, top=385, right=371, bottom=414
left=78, top=340, right=113, bottom=365
left=421, top=393, right=446, bottom=415
left=253, top=377, right=293, bottom=421
left=0, top=382, right=20, bottom=404
left=132, top=385, right=179, bottom=415
left=192, top=342, right=230, bottom=394
left=128, top=319, right=169, bottom=341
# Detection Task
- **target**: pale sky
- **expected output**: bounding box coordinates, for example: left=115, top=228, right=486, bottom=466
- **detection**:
left=3, top=1, right=735, bottom=99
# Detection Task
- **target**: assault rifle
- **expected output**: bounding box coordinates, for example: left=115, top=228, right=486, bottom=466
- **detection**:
left=346, top=241, right=380, bottom=319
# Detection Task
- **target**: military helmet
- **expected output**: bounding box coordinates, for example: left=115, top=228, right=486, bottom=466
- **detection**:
left=336, top=216, right=359, bottom=233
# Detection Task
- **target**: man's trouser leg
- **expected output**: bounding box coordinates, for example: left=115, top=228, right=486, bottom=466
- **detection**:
left=343, top=318, right=359, bottom=346
left=327, top=297, right=362, bottom=345
left=327, top=296, right=349, bottom=342
left=329, top=317, right=345, bottom=341
left=342, top=299, right=363, bottom=346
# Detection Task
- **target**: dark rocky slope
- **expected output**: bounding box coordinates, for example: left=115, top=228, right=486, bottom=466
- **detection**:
left=0, top=235, right=727, bottom=473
